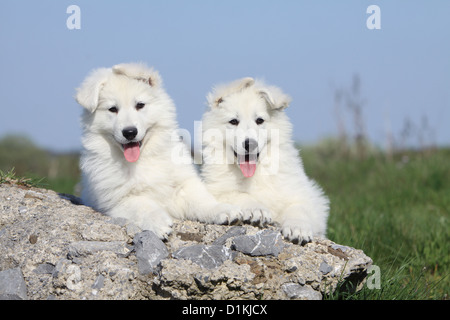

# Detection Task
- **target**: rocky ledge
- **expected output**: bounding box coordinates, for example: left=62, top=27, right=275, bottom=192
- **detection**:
left=0, top=183, right=372, bottom=300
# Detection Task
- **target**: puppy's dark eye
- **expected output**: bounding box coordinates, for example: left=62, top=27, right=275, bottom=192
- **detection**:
left=255, top=118, right=264, bottom=125
left=108, top=106, right=118, bottom=113
left=229, top=119, right=239, bottom=126
left=136, top=102, right=145, bottom=110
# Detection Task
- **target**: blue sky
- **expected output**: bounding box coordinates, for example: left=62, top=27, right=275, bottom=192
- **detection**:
left=0, top=1, right=449, bottom=152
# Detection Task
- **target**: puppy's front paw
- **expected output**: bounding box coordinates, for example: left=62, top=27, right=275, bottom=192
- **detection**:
left=211, top=203, right=243, bottom=225
left=242, top=207, right=272, bottom=226
left=281, top=219, right=313, bottom=245
left=139, top=210, right=173, bottom=240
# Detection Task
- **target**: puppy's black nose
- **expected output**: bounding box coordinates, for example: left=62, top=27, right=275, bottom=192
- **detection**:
left=122, top=127, right=138, bottom=141
left=243, top=138, right=258, bottom=152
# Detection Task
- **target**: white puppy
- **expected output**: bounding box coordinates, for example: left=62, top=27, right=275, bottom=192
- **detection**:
left=201, top=77, right=329, bottom=244
left=76, top=63, right=242, bottom=239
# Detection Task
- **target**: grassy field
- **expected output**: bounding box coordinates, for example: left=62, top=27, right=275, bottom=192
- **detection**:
left=0, top=135, right=80, bottom=194
left=0, top=135, right=448, bottom=299
left=301, top=143, right=449, bottom=299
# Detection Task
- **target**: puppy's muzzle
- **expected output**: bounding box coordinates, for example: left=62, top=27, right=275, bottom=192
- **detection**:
left=243, top=138, right=258, bottom=153
left=122, top=127, right=138, bottom=141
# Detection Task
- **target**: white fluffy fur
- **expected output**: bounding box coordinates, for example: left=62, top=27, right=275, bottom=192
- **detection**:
left=75, top=62, right=242, bottom=239
left=201, top=78, right=329, bottom=243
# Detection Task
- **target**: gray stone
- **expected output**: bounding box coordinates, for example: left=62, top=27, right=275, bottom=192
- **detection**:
left=330, top=244, right=351, bottom=253
left=68, top=241, right=131, bottom=258
left=18, top=206, right=27, bottom=214
left=231, top=229, right=286, bottom=257
left=33, top=263, right=55, bottom=274
left=92, top=274, right=105, bottom=290
left=319, top=261, right=333, bottom=275
left=0, top=268, right=28, bottom=300
left=52, top=258, right=72, bottom=278
left=212, top=226, right=246, bottom=245
left=133, top=230, right=169, bottom=275
left=172, top=244, right=234, bottom=269
left=282, top=282, right=322, bottom=300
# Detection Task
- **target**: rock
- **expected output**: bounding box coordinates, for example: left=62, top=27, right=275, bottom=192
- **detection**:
left=319, top=261, right=333, bottom=275
left=133, top=231, right=169, bottom=275
left=0, top=183, right=373, bottom=300
left=212, top=226, right=246, bottom=246
left=18, top=206, right=27, bottom=214
left=0, top=268, right=28, bottom=300
left=172, top=244, right=234, bottom=269
left=92, top=274, right=105, bottom=290
left=68, top=241, right=131, bottom=259
left=33, top=263, right=55, bottom=275
left=231, top=229, right=285, bottom=257
left=282, top=282, right=322, bottom=300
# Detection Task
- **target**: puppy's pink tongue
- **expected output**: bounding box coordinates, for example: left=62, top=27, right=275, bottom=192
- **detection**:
left=123, top=143, right=140, bottom=162
left=240, top=162, right=256, bottom=178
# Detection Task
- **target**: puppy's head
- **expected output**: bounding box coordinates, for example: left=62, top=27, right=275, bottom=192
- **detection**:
left=76, top=63, right=162, bottom=113
left=204, top=77, right=291, bottom=177
left=76, top=63, right=168, bottom=163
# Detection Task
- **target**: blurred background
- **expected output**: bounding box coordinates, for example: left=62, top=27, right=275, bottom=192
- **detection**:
left=0, top=1, right=448, bottom=299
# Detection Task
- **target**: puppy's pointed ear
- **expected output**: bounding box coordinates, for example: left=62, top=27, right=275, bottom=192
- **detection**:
left=112, top=62, right=162, bottom=88
left=259, top=85, right=291, bottom=110
left=208, top=77, right=255, bottom=108
left=75, top=68, right=111, bottom=113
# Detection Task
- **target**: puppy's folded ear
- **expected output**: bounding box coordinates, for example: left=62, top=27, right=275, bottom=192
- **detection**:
left=234, top=77, right=255, bottom=91
left=258, top=85, right=291, bottom=110
left=75, top=68, right=111, bottom=113
left=112, top=62, right=162, bottom=88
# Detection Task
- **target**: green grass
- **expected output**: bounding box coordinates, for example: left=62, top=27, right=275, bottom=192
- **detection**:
left=301, top=145, right=449, bottom=299
left=0, top=135, right=80, bottom=194
left=0, top=167, right=79, bottom=195
left=0, top=167, right=45, bottom=188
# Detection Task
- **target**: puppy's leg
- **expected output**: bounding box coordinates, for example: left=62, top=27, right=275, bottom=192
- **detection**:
left=109, top=196, right=173, bottom=240
left=225, top=194, right=273, bottom=227
left=190, top=186, right=272, bottom=226
left=279, top=204, right=316, bottom=244
left=174, top=176, right=244, bottom=225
